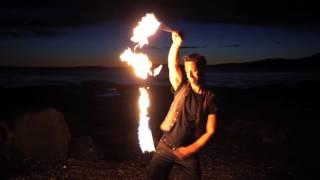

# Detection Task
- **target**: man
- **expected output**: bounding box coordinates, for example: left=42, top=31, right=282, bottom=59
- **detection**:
left=147, top=32, right=217, bottom=180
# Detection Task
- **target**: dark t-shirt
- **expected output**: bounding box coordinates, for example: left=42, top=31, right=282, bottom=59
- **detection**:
left=163, top=83, right=217, bottom=147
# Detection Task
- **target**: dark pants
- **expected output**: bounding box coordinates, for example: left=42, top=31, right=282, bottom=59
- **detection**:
left=147, top=140, right=201, bottom=180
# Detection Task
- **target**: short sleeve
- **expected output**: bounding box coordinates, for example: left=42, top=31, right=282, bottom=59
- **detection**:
left=208, top=94, right=217, bottom=114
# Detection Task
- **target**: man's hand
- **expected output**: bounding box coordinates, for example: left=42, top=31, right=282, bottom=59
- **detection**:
left=172, top=31, right=183, bottom=47
left=174, top=114, right=216, bottom=160
left=174, top=146, right=193, bottom=160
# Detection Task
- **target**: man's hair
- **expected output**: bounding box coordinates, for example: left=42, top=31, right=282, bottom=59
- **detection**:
left=183, top=53, right=207, bottom=71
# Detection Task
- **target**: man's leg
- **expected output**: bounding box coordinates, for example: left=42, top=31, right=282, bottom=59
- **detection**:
left=147, top=142, right=174, bottom=180
left=175, top=155, right=201, bottom=180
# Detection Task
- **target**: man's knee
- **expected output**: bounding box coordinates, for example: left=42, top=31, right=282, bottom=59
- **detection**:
left=147, top=153, right=173, bottom=180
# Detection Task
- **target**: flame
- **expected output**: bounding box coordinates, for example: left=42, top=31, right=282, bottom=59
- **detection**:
left=138, top=88, right=155, bottom=152
left=120, top=48, right=152, bottom=79
left=131, top=13, right=161, bottom=48
left=119, top=13, right=163, bottom=153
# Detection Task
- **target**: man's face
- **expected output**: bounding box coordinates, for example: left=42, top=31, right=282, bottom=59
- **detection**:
left=185, top=61, right=200, bottom=85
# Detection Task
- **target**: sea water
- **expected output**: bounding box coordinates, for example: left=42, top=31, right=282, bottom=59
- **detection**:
left=1, top=67, right=320, bottom=88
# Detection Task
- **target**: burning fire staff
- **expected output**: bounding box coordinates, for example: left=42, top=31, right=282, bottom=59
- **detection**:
left=147, top=31, right=217, bottom=180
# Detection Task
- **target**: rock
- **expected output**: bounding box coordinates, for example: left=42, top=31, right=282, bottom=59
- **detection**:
left=13, top=108, right=71, bottom=164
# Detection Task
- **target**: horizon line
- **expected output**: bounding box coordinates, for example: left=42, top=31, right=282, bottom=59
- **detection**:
left=0, top=52, right=319, bottom=68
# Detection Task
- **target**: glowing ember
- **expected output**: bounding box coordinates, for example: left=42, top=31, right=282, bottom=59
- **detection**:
left=138, top=88, right=155, bottom=152
left=153, top=65, right=163, bottom=76
left=131, top=13, right=161, bottom=48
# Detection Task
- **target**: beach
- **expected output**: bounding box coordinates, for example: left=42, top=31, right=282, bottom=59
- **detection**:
left=1, top=78, right=319, bottom=179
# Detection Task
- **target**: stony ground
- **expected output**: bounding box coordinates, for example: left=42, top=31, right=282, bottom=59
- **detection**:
left=7, top=118, right=294, bottom=180
left=2, top=82, right=319, bottom=179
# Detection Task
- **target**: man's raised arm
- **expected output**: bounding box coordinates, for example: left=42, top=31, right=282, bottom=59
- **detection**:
left=168, top=32, right=183, bottom=90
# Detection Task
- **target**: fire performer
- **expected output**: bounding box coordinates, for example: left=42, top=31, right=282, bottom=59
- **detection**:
left=147, top=31, right=217, bottom=180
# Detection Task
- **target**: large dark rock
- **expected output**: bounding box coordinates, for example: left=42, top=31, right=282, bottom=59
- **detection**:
left=12, top=108, right=71, bottom=164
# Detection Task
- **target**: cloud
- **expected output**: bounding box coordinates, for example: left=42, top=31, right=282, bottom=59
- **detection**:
left=0, top=30, right=22, bottom=38
left=0, top=8, right=103, bottom=29
left=181, top=45, right=207, bottom=49
left=148, top=45, right=207, bottom=50
left=224, top=44, right=240, bottom=48
left=0, top=27, right=67, bottom=38
left=1, top=0, right=319, bottom=31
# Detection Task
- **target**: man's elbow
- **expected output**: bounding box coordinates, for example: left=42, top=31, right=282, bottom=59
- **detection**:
left=206, top=128, right=215, bottom=138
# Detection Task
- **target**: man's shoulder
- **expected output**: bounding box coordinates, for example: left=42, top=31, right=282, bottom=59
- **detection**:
left=202, top=88, right=215, bottom=97
left=173, top=82, right=189, bottom=93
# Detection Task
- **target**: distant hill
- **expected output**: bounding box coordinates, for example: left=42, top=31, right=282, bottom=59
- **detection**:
left=1, top=53, right=319, bottom=73
left=206, top=53, right=320, bottom=72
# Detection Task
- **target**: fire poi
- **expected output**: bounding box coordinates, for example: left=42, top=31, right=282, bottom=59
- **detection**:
left=120, top=13, right=171, bottom=153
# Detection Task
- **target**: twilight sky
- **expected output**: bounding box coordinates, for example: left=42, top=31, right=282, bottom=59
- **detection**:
left=0, top=0, right=319, bottom=67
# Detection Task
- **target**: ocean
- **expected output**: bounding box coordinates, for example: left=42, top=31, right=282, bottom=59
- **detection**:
left=1, top=68, right=320, bottom=88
